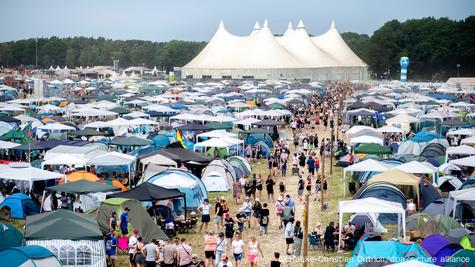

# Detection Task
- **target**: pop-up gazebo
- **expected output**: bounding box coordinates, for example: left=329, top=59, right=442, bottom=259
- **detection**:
left=338, top=197, right=406, bottom=249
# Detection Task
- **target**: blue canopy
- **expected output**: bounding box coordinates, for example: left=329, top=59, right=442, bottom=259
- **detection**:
left=0, top=245, right=61, bottom=267
left=411, top=131, right=444, bottom=142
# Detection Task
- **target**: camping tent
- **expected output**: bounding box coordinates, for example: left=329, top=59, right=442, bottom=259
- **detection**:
left=107, top=183, right=184, bottom=202
left=346, top=241, right=431, bottom=267
left=201, top=159, right=236, bottom=191
left=0, top=223, right=23, bottom=250
left=338, top=197, right=406, bottom=249
left=450, top=155, right=475, bottom=167
left=446, top=145, right=475, bottom=163
left=368, top=169, right=421, bottom=204
left=446, top=188, right=475, bottom=219
left=26, top=209, right=106, bottom=267
left=228, top=156, right=252, bottom=176
left=354, top=143, right=391, bottom=154
left=342, top=159, right=392, bottom=196
left=0, top=165, right=65, bottom=191
left=421, top=234, right=463, bottom=266
left=147, top=169, right=208, bottom=208
left=94, top=198, right=168, bottom=242
left=0, top=245, right=62, bottom=267
left=0, top=193, right=40, bottom=219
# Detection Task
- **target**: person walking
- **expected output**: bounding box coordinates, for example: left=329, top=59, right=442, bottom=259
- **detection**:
left=161, top=239, right=176, bottom=267
left=259, top=203, right=269, bottom=235
left=231, top=233, right=244, bottom=267
left=214, top=233, right=228, bottom=266
left=306, top=155, right=315, bottom=176
left=142, top=239, right=159, bottom=267
left=106, top=231, right=118, bottom=267
left=204, top=232, right=217, bottom=267
left=133, top=237, right=145, bottom=267
left=284, top=219, right=294, bottom=255
left=247, top=235, right=264, bottom=267
left=120, top=207, right=131, bottom=236
left=241, top=198, right=252, bottom=228
left=256, top=175, right=263, bottom=199
left=297, top=176, right=304, bottom=202
left=252, top=199, right=262, bottom=228
left=214, top=198, right=222, bottom=232
left=176, top=238, right=193, bottom=267
left=233, top=180, right=241, bottom=205
left=294, top=220, right=303, bottom=256
left=199, top=199, right=212, bottom=232
left=275, top=196, right=285, bottom=229
left=265, top=175, right=275, bottom=202
left=109, top=212, right=117, bottom=233
left=235, top=209, right=246, bottom=234
left=128, top=228, right=139, bottom=267
left=224, top=213, right=235, bottom=248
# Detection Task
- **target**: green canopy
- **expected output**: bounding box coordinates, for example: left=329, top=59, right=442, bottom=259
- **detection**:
left=354, top=143, right=391, bottom=154
left=26, top=209, right=103, bottom=240
left=110, top=136, right=154, bottom=146
left=268, top=103, right=285, bottom=109
left=45, top=180, right=121, bottom=194
left=0, top=129, right=24, bottom=141
left=93, top=198, right=168, bottom=242
left=108, top=106, right=131, bottom=115
left=68, top=128, right=107, bottom=137
left=205, top=122, right=233, bottom=130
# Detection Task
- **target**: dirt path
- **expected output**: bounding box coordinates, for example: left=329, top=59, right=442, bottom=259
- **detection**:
left=186, top=125, right=352, bottom=267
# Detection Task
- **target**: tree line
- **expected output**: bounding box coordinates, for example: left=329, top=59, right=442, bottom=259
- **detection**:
left=0, top=16, right=474, bottom=80
left=0, top=37, right=206, bottom=72
left=342, top=16, right=475, bottom=81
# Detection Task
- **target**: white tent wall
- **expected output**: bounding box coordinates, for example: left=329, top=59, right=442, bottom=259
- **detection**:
left=181, top=67, right=367, bottom=81
left=27, top=239, right=106, bottom=267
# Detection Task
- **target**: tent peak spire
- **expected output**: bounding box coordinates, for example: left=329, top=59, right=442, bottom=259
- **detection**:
left=262, top=19, right=269, bottom=28
left=218, top=20, right=224, bottom=29
left=330, top=20, right=336, bottom=30
left=297, top=19, right=305, bottom=29
left=287, top=22, right=294, bottom=30
left=253, top=21, right=261, bottom=30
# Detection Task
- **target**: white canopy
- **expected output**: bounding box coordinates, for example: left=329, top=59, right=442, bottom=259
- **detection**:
left=87, top=152, right=135, bottom=166
left=0, top=165, right=65, bottom=190
left=0, top=140, right=20, bottom=149
left=446, top=128, right=475, bottom=137
left=346, top=125, right=376, bottom=136
left=196, top=130, right=237, bottom=139
left=234, top=117, right=261, bottom=126
left=338, top=197, right=406, bottom=249
left=449, top=155, right=475, bottom=167
left=461, top=136, right=475, bottom=145
left=342, top=159, right=392, bottom=196
left=376, top=125, right=405, bottom=134
left=37, top=123, right=75, bottom=131
left=395, top=161, right=437, bottom=174
left=446, top=145, right=475, bottom=163
left=438, top=162, right=462, bottom=175
left=195, top=138, right=233, bottom=149
left=129, top=118, right=158, bottom=126
left=446, top=187, right=475, bottom=218
left=349, top=135, right=383, bottom=145
left=139, top=154, right=177, bottom=169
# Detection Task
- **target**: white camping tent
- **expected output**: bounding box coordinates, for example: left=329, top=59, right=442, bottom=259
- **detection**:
left=395, top=161, right=438, bottom=184
left=201, top=159, right=236, bottom=191
left=349, top=135, right=384, bottom=145
left=338, top=197, right=406, bottom=249
left=446, top=187, right=475, bottom=218
left=461, top=136, right=475, bottom=145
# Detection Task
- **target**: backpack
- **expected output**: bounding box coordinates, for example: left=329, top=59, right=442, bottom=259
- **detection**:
left=283, top=206, right=294, bottom=220
left=276, top=201, right=284, bottom=214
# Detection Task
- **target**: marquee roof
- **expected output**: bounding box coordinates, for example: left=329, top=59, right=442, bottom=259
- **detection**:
left=183, top=20, right=366, bottom=70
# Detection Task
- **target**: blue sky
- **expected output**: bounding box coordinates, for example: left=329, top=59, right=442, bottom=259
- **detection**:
left=2, top=0, right=474, bottom=42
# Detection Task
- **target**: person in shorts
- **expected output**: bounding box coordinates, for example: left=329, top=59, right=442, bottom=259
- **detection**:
left=120, top=207, right=130, bottom=235
left=231, top=233, right=244, bottom=267
left=204, top=232, right=217, bottom=267
left=199, top=199, right=212, bottom=232
left=105, top=231, right=118, bottom=267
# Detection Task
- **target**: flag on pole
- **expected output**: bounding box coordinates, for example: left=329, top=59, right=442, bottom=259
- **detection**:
left=176, top=130, right=187, bottom=149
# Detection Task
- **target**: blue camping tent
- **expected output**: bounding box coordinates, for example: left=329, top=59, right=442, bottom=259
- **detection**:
left=346, top=240, right=432, bottom=267
left=147, top=169, right=208, bottom=209
left=0, top=223, right=23, bottom=250
left=0, top=193, right=40, bottom=219
left=0, top=245, right=62, bottom=267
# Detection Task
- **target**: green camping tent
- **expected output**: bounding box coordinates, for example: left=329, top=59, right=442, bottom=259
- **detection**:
left=354, top=143, right=391, bottom=154
left=445, top=249, right=475, bottom=266
left=0, top=223, right=23, bottom=250
left=93, top=198, right=168, bottom=242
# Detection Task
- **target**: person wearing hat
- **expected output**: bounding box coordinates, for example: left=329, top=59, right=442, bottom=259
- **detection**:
left=120, top=207, right=131, bottom=236
left=128, top=228, right=139, bottom=267
left=189, top=253, right=204, bottom=267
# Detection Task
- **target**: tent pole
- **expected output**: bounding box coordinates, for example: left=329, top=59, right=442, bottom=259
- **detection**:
left=402, top=212, right=406, bottom=241
left=183, top=194, right=187, bottom=220
left=338, top=211, right=343, bottom=250
left=40, top=190, right=46, bottom=212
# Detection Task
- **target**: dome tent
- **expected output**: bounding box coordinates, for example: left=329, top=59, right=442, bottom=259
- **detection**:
left=0, top=193, right=40, bottom=219
left=228, top=156, right=252, bottom=176
left=0, top=245, right=62, bottom=267
left=0, top=223, right=23, bottom=250
left=147, top=168, right=208, bottom=208
left=421, top=234, right=463, bottom=266
left=202, top=159, right=236, bottom=192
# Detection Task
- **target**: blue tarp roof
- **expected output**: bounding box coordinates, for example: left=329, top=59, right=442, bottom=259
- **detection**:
left=410, top=131, right=444, bottom=142
left=0, top=245, right=57, bottom=267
